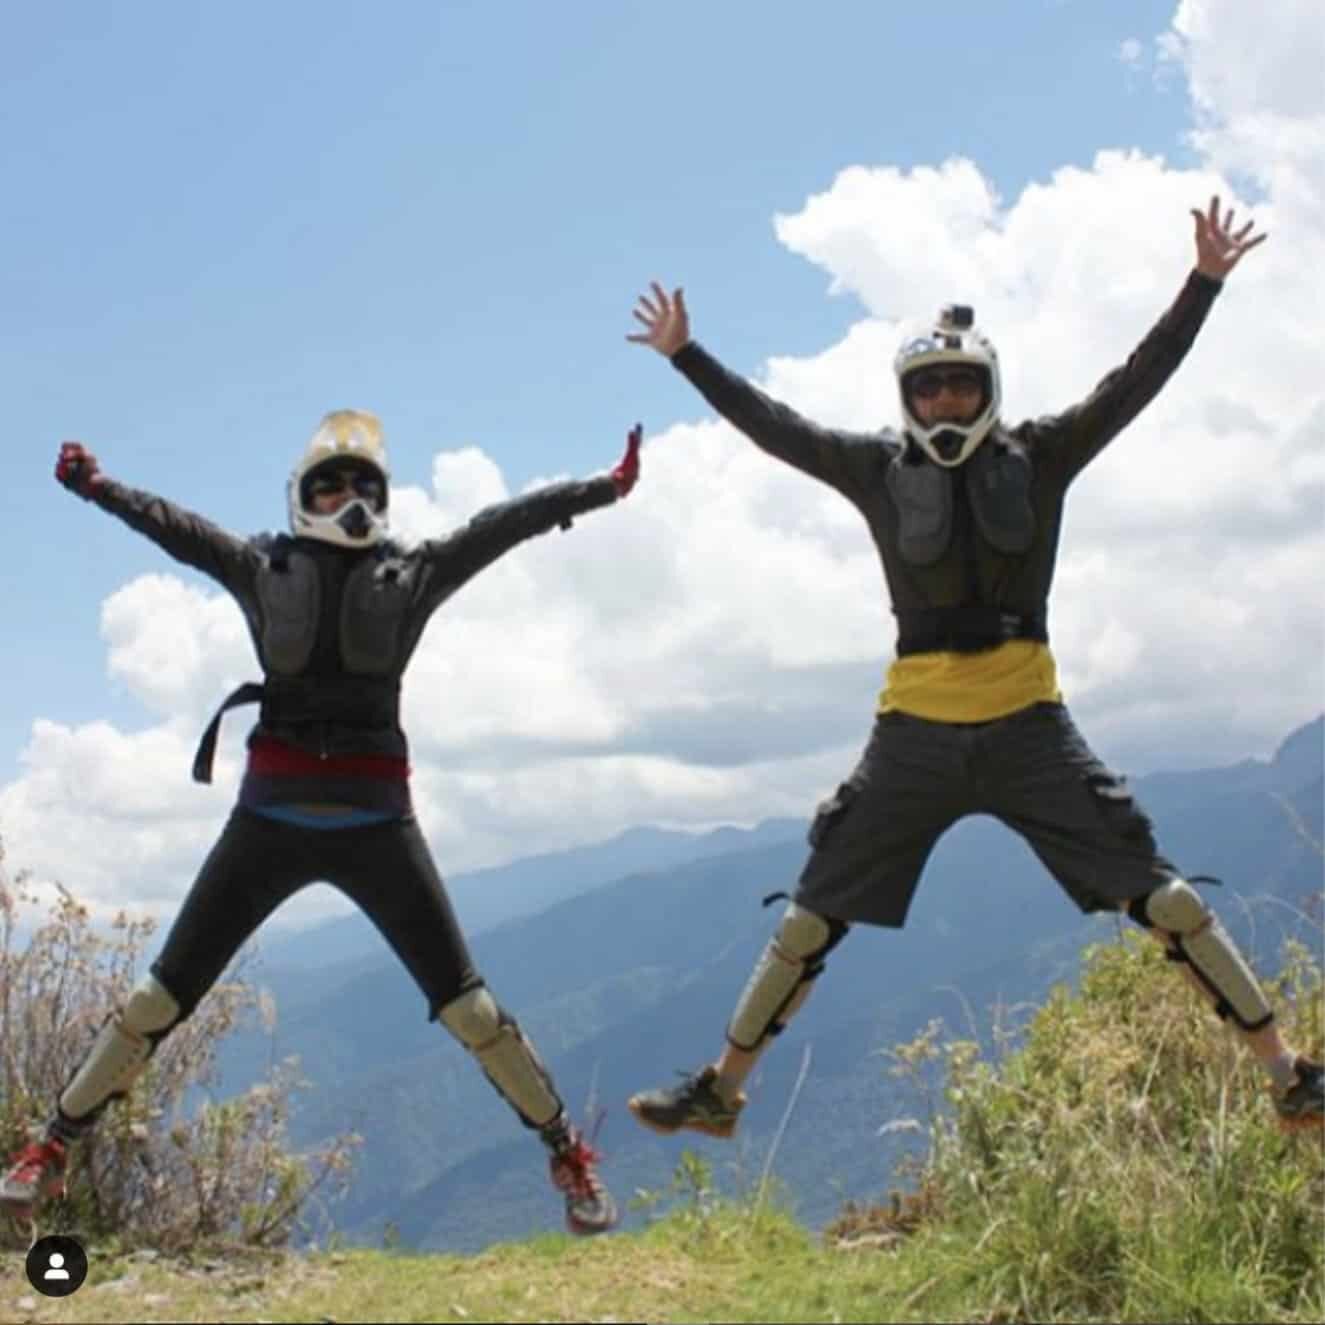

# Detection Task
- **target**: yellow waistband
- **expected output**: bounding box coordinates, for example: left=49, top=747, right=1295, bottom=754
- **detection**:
left=878, top=640, right=1062, bottom=723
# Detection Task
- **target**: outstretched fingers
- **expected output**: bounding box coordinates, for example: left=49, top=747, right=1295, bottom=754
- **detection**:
left=626, top=283, right=665, bottom=342
left=1192, top=192, right=1268, bottom=278
left=626, top=280, right=687, bottom=351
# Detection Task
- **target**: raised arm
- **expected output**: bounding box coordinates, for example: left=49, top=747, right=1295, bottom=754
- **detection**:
left=55, top=441, right=258, bottom=595
left=415, top=425, right=642, bottom=608
left=1028, top=196, right=1268, bottom=482
left=627, top=282, right=878, bottom=498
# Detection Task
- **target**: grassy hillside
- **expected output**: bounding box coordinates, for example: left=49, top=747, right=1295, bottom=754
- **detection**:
left=207, top=719, right=1323, bottom=1252
left=9, top=929, right=1321, bottom=1324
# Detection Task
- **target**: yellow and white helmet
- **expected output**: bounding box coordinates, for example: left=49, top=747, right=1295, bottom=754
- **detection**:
left=287, top=409, right=390, bottom=547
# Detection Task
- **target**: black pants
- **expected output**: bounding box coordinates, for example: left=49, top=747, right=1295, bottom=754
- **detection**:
left=151, top=807, right=478, bottom=1019
left=796, top=701, right=1180, bottom=927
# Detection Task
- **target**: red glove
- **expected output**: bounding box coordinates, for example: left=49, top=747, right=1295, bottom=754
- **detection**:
left=55, top=442, right=104, bottom=499
left=611, top=423, right=643, bottom=497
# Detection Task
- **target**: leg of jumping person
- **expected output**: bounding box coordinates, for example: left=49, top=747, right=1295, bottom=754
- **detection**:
left=1123, top=894, right=1324, bottom=1127
left=629, top=712, right=974, bottom=1138
left=329, top=816, right=616, bottom=1234
left=629, top=901, right=853, bottom=1139
left=0, top=808, right=316, bottom=1214
left=985, top=701, right=1323, bottom=1130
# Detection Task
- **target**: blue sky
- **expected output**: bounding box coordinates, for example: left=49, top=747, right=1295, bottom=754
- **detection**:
left=3, top=0, right=1193, bottom=778
left=4, top=0, right=1320, bottom=925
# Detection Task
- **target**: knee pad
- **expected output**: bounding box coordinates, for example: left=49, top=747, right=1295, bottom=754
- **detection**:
left=59, top=974, right=182, bottom=1123
left=727, top=903, right=849, bottom=1052
left=438, top=986, right=562, bottom=1129
left=1128, top=880, right=1273, bottom=1031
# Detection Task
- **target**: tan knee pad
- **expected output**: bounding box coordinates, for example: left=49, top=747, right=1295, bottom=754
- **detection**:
left=439, top=986, right=562, bottom=1129
left=59, top=974, right=181, bottom=1121
left=727, top=903, right=848, bottom=1052
left=1133, top=880, right=1273, bottom=1031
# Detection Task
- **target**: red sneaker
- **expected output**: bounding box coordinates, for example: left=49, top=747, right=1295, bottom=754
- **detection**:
left=548, top=1127, right=618, bottom=1235
left=0, top=1139, right=67, bottom=1214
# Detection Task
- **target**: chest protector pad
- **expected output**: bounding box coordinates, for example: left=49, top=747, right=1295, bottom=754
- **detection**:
left=256, top=541, right=416, bottom=677
left=340, top=555, right=414, bottom=675
left=256, top=542, right=321, bottom=675
left=965, top=439, right=1036, bottom=555
left=885, top=455, right=953, bottom=567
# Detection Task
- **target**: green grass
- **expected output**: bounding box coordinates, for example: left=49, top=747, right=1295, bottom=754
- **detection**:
left=5, top=933, right=1322, bottom=1324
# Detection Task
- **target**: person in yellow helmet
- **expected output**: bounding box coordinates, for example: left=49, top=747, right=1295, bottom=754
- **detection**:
left=1, top=412, right=645, bottom=1236
left=623, top=196, right=1322, bottom=1140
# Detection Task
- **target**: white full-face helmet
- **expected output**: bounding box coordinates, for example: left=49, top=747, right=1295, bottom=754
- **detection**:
left=287, top=409, right=390, bottom=548
left=894, top=304, right=1001, bottom=467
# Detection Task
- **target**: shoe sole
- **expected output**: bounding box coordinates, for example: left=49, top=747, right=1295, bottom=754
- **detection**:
left=627, top=1097, right=740, bottom=1140
left=1276, top=1112, right=1325, bottom=1134
left=567, top=1207, right=619, bottom=1236
left=0, top=1180, right=62, bottom=1219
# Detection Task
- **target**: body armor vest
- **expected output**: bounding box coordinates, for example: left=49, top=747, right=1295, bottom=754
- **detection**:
left=887, top=438, right=1047, bottom=656
left=193, top=537, right=408, bottom=782
left=886, top=436, right=1036, bottom=566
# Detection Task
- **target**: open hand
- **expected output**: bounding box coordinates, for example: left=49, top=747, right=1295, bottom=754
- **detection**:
left=627, top=282, right=690, bottom=357
left=1192, top=194, right=1267, bottom=281
left=611, top=423, right=643, bottom=497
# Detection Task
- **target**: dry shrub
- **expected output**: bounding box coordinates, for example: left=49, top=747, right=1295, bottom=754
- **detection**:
left=0, top=835, right=360, bottom=1251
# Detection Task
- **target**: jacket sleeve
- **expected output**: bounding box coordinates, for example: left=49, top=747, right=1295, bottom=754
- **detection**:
left=415, top=474, right=619, bottom=609
left=1028, top=270, right=1223, bottom=483
left=670, top=341, right=879, bottom=498
left=91, top=479, right=260, bottom=596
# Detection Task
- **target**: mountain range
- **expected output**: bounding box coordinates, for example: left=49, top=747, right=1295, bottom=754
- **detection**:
left=211, top=714, right=1323, bottom=1253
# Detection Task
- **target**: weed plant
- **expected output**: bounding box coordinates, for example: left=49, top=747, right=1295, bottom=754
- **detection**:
left=0, top=836, right=359, bottom=1252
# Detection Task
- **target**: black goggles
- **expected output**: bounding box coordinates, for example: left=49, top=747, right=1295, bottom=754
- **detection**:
left=305, top=466, right=386, bottom=509
left=905, top=367, right=984, bottom=400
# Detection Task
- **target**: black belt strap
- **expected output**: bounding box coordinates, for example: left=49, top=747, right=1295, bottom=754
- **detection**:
left=192, top=681, right=264, bottom=784
left=894, top=606, right=1048, bottom=657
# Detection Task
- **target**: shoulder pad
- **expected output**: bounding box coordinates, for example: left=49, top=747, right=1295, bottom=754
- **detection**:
left=249, top=531, right=297, bottom=571
left=875, top=427, right=905, bottom=458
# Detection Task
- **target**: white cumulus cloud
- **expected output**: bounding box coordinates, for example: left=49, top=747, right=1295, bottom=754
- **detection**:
left=2, top=0, right=1320, bottom=929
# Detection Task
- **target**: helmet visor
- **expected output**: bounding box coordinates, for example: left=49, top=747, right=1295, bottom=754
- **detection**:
left=301, top=459, right=387, bottom=513
left=904, top=366, right=986, bottom=402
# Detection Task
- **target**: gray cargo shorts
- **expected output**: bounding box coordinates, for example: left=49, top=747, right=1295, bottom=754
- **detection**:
left=795, top=701, right=1179, bottom=927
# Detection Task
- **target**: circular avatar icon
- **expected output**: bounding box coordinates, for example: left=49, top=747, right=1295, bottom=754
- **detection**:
left=25, top=1234, right=89, bottom=1297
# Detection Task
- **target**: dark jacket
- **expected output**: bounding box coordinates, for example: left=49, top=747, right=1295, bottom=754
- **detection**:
left=92, top=474, right=619, bottom=799
left=671, top=270, right=1221, bottom=653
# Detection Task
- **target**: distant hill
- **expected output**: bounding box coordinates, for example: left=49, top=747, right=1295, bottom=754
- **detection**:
left=244, top=817, right=804, bottom=980
left=212, top=715, right=1322, bottom=1252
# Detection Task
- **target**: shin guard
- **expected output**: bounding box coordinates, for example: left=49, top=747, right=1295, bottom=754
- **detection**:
left=1129, top=880, right=1273, bottom=1031
left=439, top=986, right=563, bottom=1129
left=727, top=903, right=849, bottom=1052
left=57, top=974, right=182, bottom=1129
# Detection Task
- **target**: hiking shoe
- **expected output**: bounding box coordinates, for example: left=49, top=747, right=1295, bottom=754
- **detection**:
left=1273, top=1057, right=1324, bottom=1131
left=0, top=1139, right=67, bottom=1214
left=628, top=1065, right=746, bottom=1139
left=548, top=1126, right=617, bottom=1235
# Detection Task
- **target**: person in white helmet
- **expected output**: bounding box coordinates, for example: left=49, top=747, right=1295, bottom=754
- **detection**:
left=623, top=196, right=1322, bottom=1139
left=1, top=411, right=645, bottom=1236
